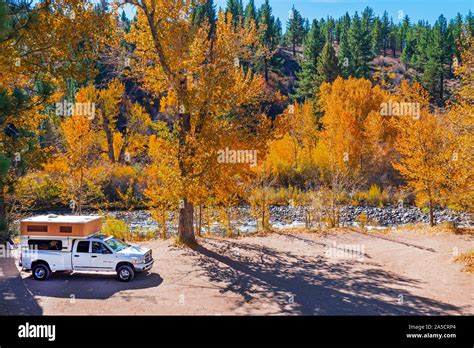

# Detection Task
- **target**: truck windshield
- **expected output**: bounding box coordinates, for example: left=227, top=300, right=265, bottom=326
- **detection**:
left=104, top=237, right=128, bottom=252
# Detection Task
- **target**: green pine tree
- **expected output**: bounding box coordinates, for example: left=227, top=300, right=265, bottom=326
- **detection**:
left=388, top=18, right=398, bottom=57
left=371, top=17, right=382, bottom=56
left=348, top=12, right=372, bottom=78
left=314, top=41, right=341, bottom=93
left=286, top=6, right=305, bottom=57
left=423, top=15, right=453, bottom=103
left=226, top=0, right=243, bottom=27
left=338, top=12, right=351, bottom=77
left=293, top=19, right=324, bottom=100
left=274, top=17, right=282, bottom=44
left=381, top=11, right=390, bottom=56
left=193, top=0, right=216, bottom=34
left=244, top=0, right=257, bottom=28
left=258, top=0, right=277, bottom=82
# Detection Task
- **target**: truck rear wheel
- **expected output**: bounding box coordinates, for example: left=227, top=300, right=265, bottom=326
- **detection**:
left=117, top=265, right=134, bottom=282
left=32, top=263, right=50, bottom=281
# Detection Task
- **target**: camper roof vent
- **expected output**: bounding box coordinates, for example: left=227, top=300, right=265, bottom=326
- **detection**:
left=47, top=214, right=58, bottom=219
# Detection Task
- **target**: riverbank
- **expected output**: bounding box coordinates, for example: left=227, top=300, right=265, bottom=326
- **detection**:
left=13, top=204, right=472, bottom=239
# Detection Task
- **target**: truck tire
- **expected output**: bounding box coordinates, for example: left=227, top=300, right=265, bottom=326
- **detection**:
left=117, top=265, right=134, bottom=282
left=32, top=263, right=51, bottom=281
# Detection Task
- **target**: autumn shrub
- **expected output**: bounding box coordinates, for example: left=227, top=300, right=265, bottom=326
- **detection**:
left=102, top=216, right=132, bottom=241
left=266, top=186, right=311, bottom=206
left=14, top=172, right=62, bottom=209
left=267, top=187, right=291, bottom=205
left=102, top=165, right=142, bottom=206
left=352, top=191, right=366, bottom=205
left=366, top=184, right=389, bottom=207
left=353, top=184, right=390, bottom=207
left=400, top=222, right=458, bottom=234
left=454, top=250, right=474, bottom=273
left=132, top=227, right=157, bottom=241
left=356, top=212, right=369, bottom=227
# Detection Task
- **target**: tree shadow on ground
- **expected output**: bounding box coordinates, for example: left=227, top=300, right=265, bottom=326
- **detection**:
left=0, top=257, right=43, bottom=315
left=352, top=230, right=436, bottom=253
left=188, top=238, right=462, bottom=315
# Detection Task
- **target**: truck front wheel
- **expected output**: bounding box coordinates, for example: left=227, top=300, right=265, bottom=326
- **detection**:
left=32, top=264, right=50, bottom=281
left=117, top=265, right=134, bottom=282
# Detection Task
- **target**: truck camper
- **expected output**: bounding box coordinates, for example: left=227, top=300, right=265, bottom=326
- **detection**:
left=20, top=214, right=154, bottom=282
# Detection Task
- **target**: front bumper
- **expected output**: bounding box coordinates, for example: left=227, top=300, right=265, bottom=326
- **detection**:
left=134, top=259, right=154, bottom=272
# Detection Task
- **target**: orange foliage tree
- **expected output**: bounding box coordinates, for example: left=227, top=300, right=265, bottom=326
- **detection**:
left=44, top=114, right=105, bottom=214
left=391, top=81, right=456, bottom=226
left=125, top=1, right=271, bottom=244
left=317, top=77, right=390, bottom=180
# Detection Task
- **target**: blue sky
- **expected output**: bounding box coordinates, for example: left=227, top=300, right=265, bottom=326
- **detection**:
left=214, top=0, right=473, bottom=24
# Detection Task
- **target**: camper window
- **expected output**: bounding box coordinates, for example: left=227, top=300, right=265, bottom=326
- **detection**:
left=59, top=226, right=73, bottom=233
left=27, top=225, right=48, bottom=232
left=28, top=240, right=62, bottom=251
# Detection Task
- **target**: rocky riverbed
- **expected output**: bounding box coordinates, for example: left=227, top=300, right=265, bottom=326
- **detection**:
left=106, top=204, right=472, bottom=236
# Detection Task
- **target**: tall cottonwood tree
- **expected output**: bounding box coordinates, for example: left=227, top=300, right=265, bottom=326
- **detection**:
left=126, top=2, right=268, bottom=244
left=391, top=82, right=452, bottom=226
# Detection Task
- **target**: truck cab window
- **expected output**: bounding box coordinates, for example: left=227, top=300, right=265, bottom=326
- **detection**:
left=92, top=241, right=111, bottom=254
left=76, top=241, right=90, bottom=253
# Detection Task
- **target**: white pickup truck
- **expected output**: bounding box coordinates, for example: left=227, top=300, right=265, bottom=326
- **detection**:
left=20, top=215, right=154, bottom=282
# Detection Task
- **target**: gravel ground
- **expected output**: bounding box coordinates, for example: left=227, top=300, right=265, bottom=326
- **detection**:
left=1, top=228, right=472, bottom=315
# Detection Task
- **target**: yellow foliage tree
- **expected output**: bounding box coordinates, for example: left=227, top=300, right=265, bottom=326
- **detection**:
left=74, top=79, right=152, bottom=164
left=443, top=30, right=474, bottom=210
left=126, top=2, right=270, bottom=244
left=391, top=81, right=457, bottom=226
left=44, top=114, right=105, bottom=214
left=317, top=77, right=389, bottom=179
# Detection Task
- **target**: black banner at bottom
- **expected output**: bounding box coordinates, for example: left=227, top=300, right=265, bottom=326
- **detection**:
left=0, top=315, right=472, bottom=347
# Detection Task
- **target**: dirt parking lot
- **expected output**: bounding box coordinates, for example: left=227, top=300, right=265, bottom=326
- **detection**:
left=1, top=229, right=472, bottom=315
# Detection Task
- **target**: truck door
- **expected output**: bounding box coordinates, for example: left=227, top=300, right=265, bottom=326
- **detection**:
left=90, top=241, right=115, bottom=270
left=73, top=241, right=91, bottom=269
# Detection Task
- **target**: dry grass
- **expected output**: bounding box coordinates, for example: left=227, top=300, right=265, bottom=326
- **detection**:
left=454, top=250, right=474, bottom=273
left=398, top=222, right=463, bottom=235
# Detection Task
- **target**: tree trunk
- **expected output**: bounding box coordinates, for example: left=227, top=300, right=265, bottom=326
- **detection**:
left=101, top=111, right=116, bottom=163
left=440, top=71, right=444, bottom=102
left=177, top=94, right=195, bottom=245
left=292, top=39, right=296, bottom=57
left=264, top=58, right=269, bottom=83
left=0, top=181, right=6, bottom=240
left=178, top=200, right=195, bottom=244
left=161, top=207, right=167, bottom=239
left=197, top=204, right=202, bottom=237
left=429, top=198, right=434, bottom=227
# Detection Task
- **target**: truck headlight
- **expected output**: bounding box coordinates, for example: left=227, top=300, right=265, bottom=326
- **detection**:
left=132, top=257, right=144, bottom=264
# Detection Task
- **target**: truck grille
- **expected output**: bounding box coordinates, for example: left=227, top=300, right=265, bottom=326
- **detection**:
left=145, top=251, right=152, bottom=263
